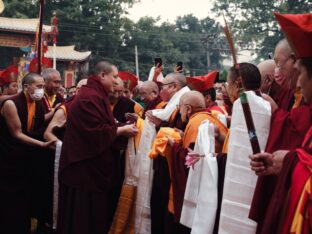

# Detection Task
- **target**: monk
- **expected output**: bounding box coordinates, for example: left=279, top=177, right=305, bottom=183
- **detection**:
left=250, top=43, right=312, bottom=231
left=0, top=73, right=55, bottom=234
left=249, top=12, right=312, bottom=234
left=257, top=59, right=280, bottom=96
left=273, top=39, right=300, bottom=110
left=41, top=68, right=64, bottom=120
left=140, top=80, right=166, bottom=118
left=44, top=78, right=88, bottom=142
left=57, top=61, right=139, bottom=234
left=0, top=65, right=19, bottom=105
left=146, top=73, right=190, bottom=234
left=168, top=91, right=227, bottom=233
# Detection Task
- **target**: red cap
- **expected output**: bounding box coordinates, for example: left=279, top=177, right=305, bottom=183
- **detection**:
left=0, top=65, right=18, bottom=86
left=29, top=57, right=53, bottom=73
left=274, top=13, right=312, bottom=58
left=186, top=70, right=219, bottom=92
left=118, top=71, right=138, bottom=91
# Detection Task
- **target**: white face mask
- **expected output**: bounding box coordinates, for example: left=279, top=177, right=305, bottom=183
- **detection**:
left=30, top=88, right=44, bottom=101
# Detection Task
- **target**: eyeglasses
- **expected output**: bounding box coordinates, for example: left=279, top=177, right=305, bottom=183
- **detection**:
left=275, top=55, right=293, bottom=69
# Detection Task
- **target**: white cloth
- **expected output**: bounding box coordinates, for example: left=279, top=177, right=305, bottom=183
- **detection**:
left=218, top=91, right=271, bottom=234
left=180, top=120, right=218, bottom=234
left=124, top=137, right=139, bottom=186
left=148, top=66, right=164, bottom=83
left=53, top=140, right=62, bottom=230
left=135, top=86, right=190, bottom=233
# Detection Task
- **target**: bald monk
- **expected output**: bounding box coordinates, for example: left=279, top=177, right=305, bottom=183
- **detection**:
left=258, top=59, right=280, bottom=96
left=57, top=61, right=138, bottom=234
left=44, top=78, right=87, bottom=142
left=140, top=80, right=166, bottom=118
left=168, top=91, right=227, bottom=233
left=0, top=73, right=56, bottom=234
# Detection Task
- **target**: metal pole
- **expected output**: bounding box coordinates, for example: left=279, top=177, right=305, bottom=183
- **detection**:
left=135, top=45, right=139, bottom=78
left=53, top=43, right=56, bottom=69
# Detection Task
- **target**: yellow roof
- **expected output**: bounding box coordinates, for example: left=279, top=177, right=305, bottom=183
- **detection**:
left=45, top=45, right=91, bottom=62
left=0, top=17, right=52, bottom=33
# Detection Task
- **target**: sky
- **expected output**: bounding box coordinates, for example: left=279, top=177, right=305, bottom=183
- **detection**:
left=127, top=0, right=215, bottom=23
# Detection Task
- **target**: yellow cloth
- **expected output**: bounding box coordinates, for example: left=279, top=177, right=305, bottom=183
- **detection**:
left=59, top=104, right=67, bottom=119
left=134, top=117, right=144, bottom=151
left=183, top=111, right=228, bottom=152
left=292, top=87, right=303, bottom=109
left=148, top=127, right=182, bottom=159
left=155, top=101, right=167, bottom=110
left=134, top=102, right=143, bottom=117
left=290, top=167, right=312, bottom=234
left=46, top=93, right=56, bottom=109
left=26, top=95, right=36, bottom=132
left=148, top=127, right=182, bottom=214
left=222, top=131, right=230, bottom=154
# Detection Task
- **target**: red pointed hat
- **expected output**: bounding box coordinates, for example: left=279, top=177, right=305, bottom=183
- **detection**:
left=274, top=13, right=312, bottom=58
left=186, top=70, right=219, bottom=92
left=0, top=65, right=18, bottom=86
left=118, top=71, right=138, bottom=91
left=29, top=57, right=53, bottom=73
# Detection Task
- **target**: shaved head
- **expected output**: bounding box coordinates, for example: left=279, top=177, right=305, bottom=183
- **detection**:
left=179, top=91, right=206, bottom=123
left=141, top=81, right=159, bottom=94
left=180, top=91, right=206, bottom=108
left=165, top=72, right=187, bottom=89
left=257, top=59, right=275, bottom=82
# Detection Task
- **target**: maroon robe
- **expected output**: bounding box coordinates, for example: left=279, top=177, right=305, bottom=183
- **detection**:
left=272, top=84, right=294, bottom=111
left=0, top=92, right=45, bottom=234
left=249, top=103, right=312, bottom=232
left=57, top=76, right=118, bottom=234
left=113, top=96, right=135, bottom=123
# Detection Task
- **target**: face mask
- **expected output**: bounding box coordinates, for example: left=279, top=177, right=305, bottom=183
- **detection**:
left=274, top=67, right=286, bottom=86
left=30, top=88, right=44, bottom=101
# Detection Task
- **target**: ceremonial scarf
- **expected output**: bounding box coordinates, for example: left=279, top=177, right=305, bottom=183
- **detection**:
left=180, top=120, right=218, bottom=234
left=218, top=91, right=271, bottom=234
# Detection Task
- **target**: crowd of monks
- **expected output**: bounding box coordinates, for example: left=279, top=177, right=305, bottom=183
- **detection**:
left=0, top=12, right=311, bottom=234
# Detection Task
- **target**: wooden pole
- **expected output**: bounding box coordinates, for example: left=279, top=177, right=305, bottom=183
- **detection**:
left=37, top=0, right=45, bottom=74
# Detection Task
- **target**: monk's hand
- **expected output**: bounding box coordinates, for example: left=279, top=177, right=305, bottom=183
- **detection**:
left=125, top=112, right=138, bottom=123
left=42, top=140, right=57, bottom=150
left=185, top=148, right=202, bottom=169
left=166, top=136, right=175, bottom=147
left=119, top=124, right=139, bottom=137
left=174, top=65, right=182, bottom=73
left=174, top=128, right=184, bottom=138
left=146, top=110, right=162, bottom=127
left=249, top=152, right=274, bottom=176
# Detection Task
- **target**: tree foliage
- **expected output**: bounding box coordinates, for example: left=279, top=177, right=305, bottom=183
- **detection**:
left=1, top=0, right=226, bottom=80
left=212, top=0, right=312, bottom=62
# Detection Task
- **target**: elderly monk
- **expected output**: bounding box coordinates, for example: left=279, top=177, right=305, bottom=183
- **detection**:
left=168, top=91, right=227, bottom=233
left=140, top=80, right=166, bottom=118
left=257, top=59, right=280, bottom=96
left=41, top=69, right=64, bottom=121
left=145, top=73, right=190, bottom=234
left=249, top=12, right=312, bottom=234
left=44, top=79, right=87, bottom=142
left=0, top=73, right=56, bottom=234
left=57, top=61, right=138, bottom=234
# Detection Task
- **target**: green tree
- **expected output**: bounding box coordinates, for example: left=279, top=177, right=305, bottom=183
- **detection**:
left=212, top=0, right=312, bottom=62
